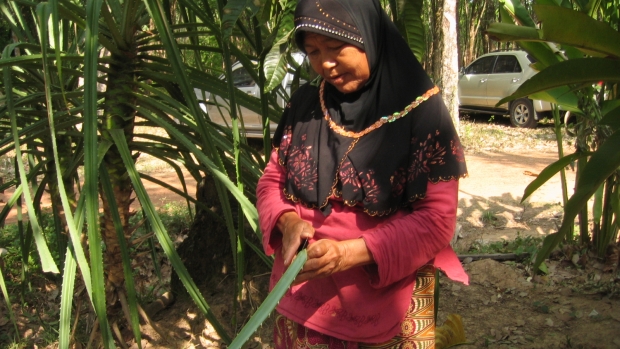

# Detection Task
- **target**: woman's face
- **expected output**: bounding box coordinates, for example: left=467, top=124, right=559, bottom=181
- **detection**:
left=303, top=32, right=370, bottom=94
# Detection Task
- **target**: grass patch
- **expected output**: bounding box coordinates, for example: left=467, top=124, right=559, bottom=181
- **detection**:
left=465, top=233, right=542, bottom=260
left=458, top=114, right=573, bottom=153
left=480, top=210, right=498, bottom=225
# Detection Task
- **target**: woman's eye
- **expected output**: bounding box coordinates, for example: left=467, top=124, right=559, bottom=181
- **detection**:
left=328, top=44, right=344, bottom=51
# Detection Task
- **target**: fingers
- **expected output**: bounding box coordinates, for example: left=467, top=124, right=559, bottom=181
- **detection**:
left=278, top=213, right=315, bottom=266
left=294, top=240, right=346, bottom=284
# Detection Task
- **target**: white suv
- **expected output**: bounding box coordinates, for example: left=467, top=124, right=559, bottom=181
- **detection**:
left=195, top=53, right=306, bottom=138
left=458, top=50, right=552, bottom=128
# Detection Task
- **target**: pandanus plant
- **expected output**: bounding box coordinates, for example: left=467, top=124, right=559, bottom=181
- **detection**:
left=0, top=0, right=299, bottom=346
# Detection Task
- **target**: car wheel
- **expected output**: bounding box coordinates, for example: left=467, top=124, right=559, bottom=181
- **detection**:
left=509, top=98, right=537, bottom=128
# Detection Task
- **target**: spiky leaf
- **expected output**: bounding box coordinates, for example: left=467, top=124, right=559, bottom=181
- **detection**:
left=228, top=250, right=307, bottom=349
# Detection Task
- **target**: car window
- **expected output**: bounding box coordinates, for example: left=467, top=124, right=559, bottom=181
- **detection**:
left=232, top=67, right=255, bottom=87
left=493, top=55, right=522, bottom=73
left=526, top=54, right=536, bottom=64
left=465, top=56, right=496, bottom=75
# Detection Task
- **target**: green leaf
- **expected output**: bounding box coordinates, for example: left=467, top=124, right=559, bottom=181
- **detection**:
left=59, top=246, right=77, bottom=349
left=538, top=261, right=548, bottom=275
left=83, top=0, right=115, bottom=345
left=496, top=2, right=566, bottom=68
left=264, top=30, right=293, bottom=92
left=486, top=22, right=541, bottom=42
left=132, top=102, right=260, bottom=236
left=599, top=103, right=620, bottom=130
left=228, top=249, right=307, bottom=349
left=500, top=0, right=537, bottom=27
left=222, top=0, right=258, bottom=39
left=0, top=264, right=19, bottom=336
left=399, top=0, right=425, bottom=62
left=593, top=182, right=604, bottom=223
left=498, top=58, right=620, bottom=106
left=522, top=152, right=589, bottom=203
left=528, top=88, right=580, bottom=112
left=3, top=44, right=59, bottom=274
left=535, top=5, right=620, bottom=58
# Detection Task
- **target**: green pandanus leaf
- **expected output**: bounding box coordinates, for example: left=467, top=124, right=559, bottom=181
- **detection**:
left=3, top=45, right=58, bottom=275
left=228, top=250, right=308, bottom=349
left=0, top=264, right=19, bottom=336
left=83, top=0, right=115, bottom=344
left=59, top=245, right=77, bottom=349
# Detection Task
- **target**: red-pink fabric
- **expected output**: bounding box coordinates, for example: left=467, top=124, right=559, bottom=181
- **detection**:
left=256, top=150, right=468, bottom=343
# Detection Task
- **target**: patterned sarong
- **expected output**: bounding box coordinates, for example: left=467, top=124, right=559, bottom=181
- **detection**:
left=273, top=265, right=436, bottom=349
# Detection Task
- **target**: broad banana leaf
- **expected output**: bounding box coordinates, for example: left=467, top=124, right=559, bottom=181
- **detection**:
left=535, top=5, right=620, bottom=58
left=265, top=30, right=295, bottom=92
left=264, top=0, right=296, bottom=92
left=497, top=58, right=620, bottom=106
left=222, top=0, right=261, bottom=39
left=398, top=0, right=425, bottom=62
left=600, top=105, right=620, bottom=130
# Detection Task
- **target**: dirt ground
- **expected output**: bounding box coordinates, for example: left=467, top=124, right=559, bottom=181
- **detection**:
left=1, top=147, right=620, bottom=348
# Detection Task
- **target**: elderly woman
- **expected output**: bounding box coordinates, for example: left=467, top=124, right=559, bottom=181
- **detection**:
left=256, top=0, right=468, bottom=347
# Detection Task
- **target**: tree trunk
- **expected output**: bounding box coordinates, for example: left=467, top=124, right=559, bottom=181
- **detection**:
left=430, top=0, right=444, bottom=83
left=100, top=52, right=138, bottom=308
left=170, top=174, right=234, bottom=297
left=460, top=0, right=487, bottom=67
left=441, top=0, right=460, bottom=129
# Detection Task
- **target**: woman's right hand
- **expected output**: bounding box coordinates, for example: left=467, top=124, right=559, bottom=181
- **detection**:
left=276, top=211, right=315, bottom=266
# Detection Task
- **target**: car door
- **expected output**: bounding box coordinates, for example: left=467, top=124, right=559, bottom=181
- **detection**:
left=458, top=55, right=496, bottom=107
left=485, top=54, right=523, bottom=109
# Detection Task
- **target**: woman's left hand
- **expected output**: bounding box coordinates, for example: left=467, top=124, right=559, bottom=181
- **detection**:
left=295, top=238, right=374, bottom=284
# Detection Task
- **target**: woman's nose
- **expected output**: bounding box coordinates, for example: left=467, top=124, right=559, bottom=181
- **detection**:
left=321, top=56, right=336, bottom=70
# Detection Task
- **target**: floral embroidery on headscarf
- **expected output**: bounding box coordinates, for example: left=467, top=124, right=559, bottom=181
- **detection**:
left=390, top=167, right=407, bottom=198
left=339, top=159, right=362, bottom=193
left=360, top=170, right=380, bottom=204
left=408, top=133, right=447, bottom=182
left=282, top=131, right=318, bottom=192
left=451, top=138, right=465, bottom=163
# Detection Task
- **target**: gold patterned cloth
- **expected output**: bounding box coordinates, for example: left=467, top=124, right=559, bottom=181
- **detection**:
left=273, top=265, right=436, bottom=349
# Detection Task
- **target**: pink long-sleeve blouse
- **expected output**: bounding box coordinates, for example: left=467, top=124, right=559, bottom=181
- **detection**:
left=257, top=150, right=468, bottom=343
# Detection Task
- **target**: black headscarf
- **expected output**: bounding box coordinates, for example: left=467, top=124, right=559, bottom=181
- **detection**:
left=273, top=0, right=467, bottom=216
